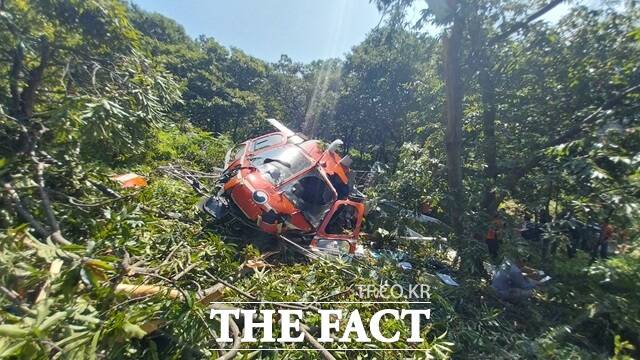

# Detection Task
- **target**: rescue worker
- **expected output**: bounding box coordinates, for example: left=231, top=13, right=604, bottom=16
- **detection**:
left=491, top=259, right=541, bottom=302
left=520, top=213, right=542, bottom=242
left=558, top=211, right=580, bottom=258
left=539, top=209, right=552, bottom=259
left=593, top=219, right=613, bottom=260
left=485, top=216, right=503, bottom=260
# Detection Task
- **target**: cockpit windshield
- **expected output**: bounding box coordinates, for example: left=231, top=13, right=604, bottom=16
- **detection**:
left=250, top=145, right=312, bottom=186
left=281, top=170, right=335, bottom=228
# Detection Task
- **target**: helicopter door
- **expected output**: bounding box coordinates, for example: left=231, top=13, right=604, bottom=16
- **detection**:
left=312, top=200, right=365, bottom=254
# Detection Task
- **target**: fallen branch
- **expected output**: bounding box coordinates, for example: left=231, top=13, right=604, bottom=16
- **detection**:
left=132, top=271, right=191, bottom=301
left=115, top=279, right=226, bottom=306
left=278, top=235, right=358, bottom=279
left=160, top=241, right=185, bottom=267
left=115, top=283, right=183, bottom=300
left=3, top=181, right=51, bottom=238
left=301, top=327, right=336, bottom=360
left=204, top=270, right=257, bottom=301
left=33, top=160, right=70, bottom=245
left=173, top=261, right=199, bottom=281
left=198, top=283, right=227, bottom=305
left=215, top=316, right=241, bottom=360
left=204, top=270, right=320, bottom=312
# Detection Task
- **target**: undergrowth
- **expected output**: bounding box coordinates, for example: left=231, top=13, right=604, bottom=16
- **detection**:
left=1, top=125, right=638, bottom=359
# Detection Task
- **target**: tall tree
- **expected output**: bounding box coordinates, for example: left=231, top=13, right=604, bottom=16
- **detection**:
left=442, top=0, right=466, bottom=243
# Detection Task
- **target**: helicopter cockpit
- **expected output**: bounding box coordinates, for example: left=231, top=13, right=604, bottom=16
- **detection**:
left=281, top=170, right=336, bottom=228
left=249, top=144, right=311, bottom=186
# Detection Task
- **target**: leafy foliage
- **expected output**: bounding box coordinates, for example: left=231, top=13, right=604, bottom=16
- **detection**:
left=0, top=0, right=638, bottom=359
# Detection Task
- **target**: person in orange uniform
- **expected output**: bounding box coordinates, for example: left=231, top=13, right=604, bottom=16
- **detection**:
left=485, top=217, right=503, bottom=260
left=596, top=220, right=613, bottom=259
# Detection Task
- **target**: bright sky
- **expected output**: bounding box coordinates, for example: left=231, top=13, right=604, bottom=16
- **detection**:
left=132, top=0, right=384, bottom=63
left=131, top=0, right=573, bottom=64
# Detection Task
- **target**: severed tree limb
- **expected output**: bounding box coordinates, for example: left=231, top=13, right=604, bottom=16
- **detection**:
left=203, top=270, right=321, bottom=312
left=88, top=179, right=192, bottom=223
left=3, top=181, right=51, bottom=238
left=49, top=189, right=132, bottom=208
left=115, top=283, right=183, bottom=301
left=160, top=241, right=185, bottom=267
left=301, top=327, right=336, bottom=360
left=492, top=0, right=564, bottom=44
left=33, top=160, right=70, bottom=245
left=173, top=261, right=199, bottom=281
left=118, top=271, right=331, bottom=357
left=204, top=270, right=257, bottom=301
left=198, top=283, right=227, bottom=305
left=215, top=315, right=241, bottom=360
left=277, top=234, right=358, bottom=279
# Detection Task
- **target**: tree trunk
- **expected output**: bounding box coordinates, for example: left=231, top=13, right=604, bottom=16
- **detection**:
left=468, top=10, right=499, bottom=219
left=479, top=58, right=498, bottom=217
left=9, top=45, right=23, bottom=118
left=443, top=7, right=465, bottom=243
left=20, top=39, right=52, bottom=119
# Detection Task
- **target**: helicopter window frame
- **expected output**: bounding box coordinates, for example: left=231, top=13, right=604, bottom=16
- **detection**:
left=249, top=144, right=318, bottom=187
left=323, top=203, right=358, bottom=235
left=280, top=168, right=337, bottom=228
left=250, top=133, right=286, bottom=152
left=225, top=142, right=247, bottom=166
left=270, top=146, right=338, bottom=197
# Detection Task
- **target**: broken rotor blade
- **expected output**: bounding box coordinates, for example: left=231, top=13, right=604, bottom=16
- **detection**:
left=266, top=118, right=295, bottom=137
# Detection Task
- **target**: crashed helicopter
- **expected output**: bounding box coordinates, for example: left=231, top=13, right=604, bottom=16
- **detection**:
left=199, top=119, right=366, bottom=255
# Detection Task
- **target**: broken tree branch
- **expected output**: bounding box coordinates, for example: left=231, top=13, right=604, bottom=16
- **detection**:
left=203, top=270, right=320, bottom=312
left=34, top=160, right=70, bottom=245
left=3, top=181, right=51, bottom=239
left=215, top=316, right=241, bottom=360
left=204, top=270, right=257, bottom=301
left=301, top=327, right=337, bottom=360
left=133, top=271, right=190, bottom=301
left=115, top=283, right=183, bottom=300
left=492, top=0, right=564, bottom=44
left=277, top=235, right=358, bottom=279
left=173, top=261, right=199, bottom=281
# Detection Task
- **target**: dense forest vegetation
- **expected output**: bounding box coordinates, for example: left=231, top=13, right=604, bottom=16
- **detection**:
left=0, top=0, right=638, bottom=358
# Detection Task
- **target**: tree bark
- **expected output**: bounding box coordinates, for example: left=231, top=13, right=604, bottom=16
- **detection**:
left=9, top=45, right=23, bottom=117
left=469, top=10, right=499, bottom=218
left=443, top=3, right=465, bottom=242
left=479, top=70, right=498, bottom=216
left=20, top=38, right=53, bottom=119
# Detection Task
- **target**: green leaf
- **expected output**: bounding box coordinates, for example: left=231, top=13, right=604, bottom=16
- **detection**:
left=122, top=321, right=147, bottom=339
left=0, top=325, right=29, bottom=338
